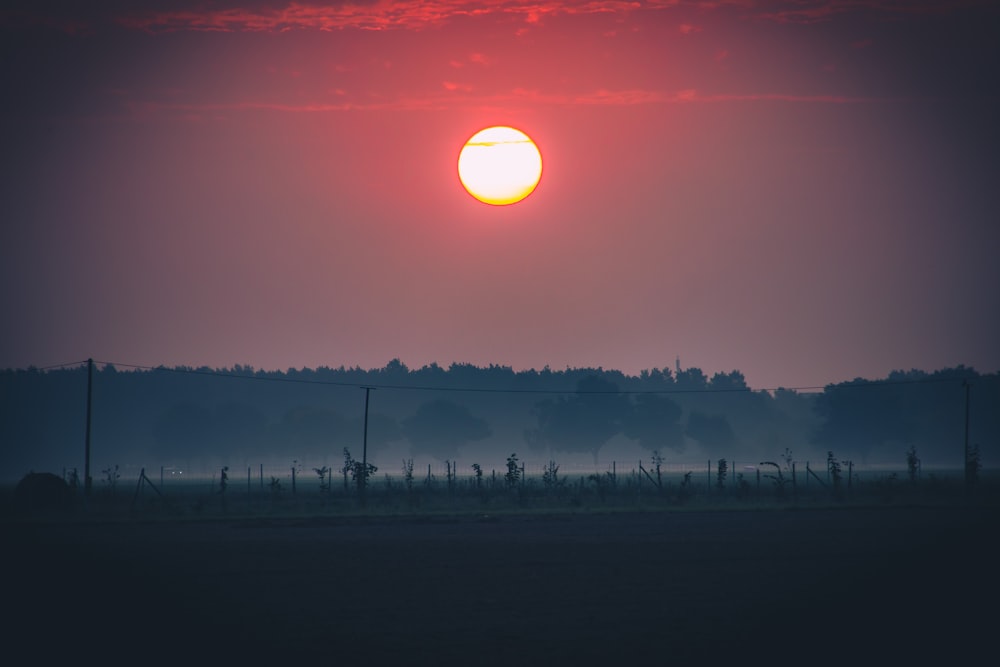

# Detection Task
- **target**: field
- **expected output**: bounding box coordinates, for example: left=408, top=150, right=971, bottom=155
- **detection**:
left=7, top=493, right=998, bottom=663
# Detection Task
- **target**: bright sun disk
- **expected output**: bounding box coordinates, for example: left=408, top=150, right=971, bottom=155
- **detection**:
left=457, top=126, right=542, bottom=206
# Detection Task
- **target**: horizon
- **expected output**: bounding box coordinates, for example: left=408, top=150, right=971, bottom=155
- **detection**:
left=3, top=1, right=998, bottom=393
left=7, top=356, right=993, bottom=392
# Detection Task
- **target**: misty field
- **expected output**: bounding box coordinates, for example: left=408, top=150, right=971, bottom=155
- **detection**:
left=7, top=492, right=998, bottom=662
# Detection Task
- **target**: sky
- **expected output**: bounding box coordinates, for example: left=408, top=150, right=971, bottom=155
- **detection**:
left=1, top=0, right=998, bottom=390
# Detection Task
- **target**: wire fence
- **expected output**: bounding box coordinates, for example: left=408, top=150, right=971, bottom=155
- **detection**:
left=42, top=455, right=989, bottom=523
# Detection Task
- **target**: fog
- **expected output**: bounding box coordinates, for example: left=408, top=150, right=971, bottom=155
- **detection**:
left=1, top=361, right=996, bottom=484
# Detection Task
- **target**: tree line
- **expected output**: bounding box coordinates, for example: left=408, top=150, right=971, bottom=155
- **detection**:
left=0, top=361, right=995, bottom=477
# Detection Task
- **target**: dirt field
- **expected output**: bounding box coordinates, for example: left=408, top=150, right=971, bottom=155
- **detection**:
left=7, top=506, right=996, bottom=663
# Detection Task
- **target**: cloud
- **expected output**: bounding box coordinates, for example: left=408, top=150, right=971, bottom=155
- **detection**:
left=672, top=89, right=868, bottom=103
left=678, top=23, right=702, bottom=34
left=119, top=84, right=872, bottom=121
left=751, top=0, right=985, bottom=25
left=116, top=1, right=658, bottom=33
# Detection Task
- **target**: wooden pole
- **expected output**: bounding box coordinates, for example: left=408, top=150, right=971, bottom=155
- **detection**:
left=361, top=386, right=372, bottom=505
left=84, top=358, right=93, bottom=496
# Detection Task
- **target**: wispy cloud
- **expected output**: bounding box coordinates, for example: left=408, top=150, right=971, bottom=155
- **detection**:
left=124, top=86, right=872, bottom=120
left=6, top=0, right=987, bottom=34
left=116, top=1, right=657, bottom=33
left=752, top=0, right=989, bottom=25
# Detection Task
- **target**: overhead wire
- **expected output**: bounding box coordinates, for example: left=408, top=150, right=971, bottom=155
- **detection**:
left=39, top=358, right=973, bottom=396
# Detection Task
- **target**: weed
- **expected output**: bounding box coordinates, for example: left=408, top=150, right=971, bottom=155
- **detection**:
left=906, top=446, right=920, bottom=483
left=342, top=448, right=377, bottom=491
left=716, top=458, right=728, bottom=490
left=313, top=466, right=330, bottom=493
left=402, top=458, right=414, bottom=492
left=677, top=471, right=693, bottom=505
left=966, top=444, right=981, bottom=488
left=736, top=472, right=751, bottom=498
left=542, top=460, right=560, bottom=489
left=782, top=447, right=794, bottom=472
left=505, top=453, right=521, bottom=489
left=101, top=465, right=120, bottom=496
left=588, top=471, right=614, bottom=502
left=650, top=450, right=664, bottom=489
left=759, top=461, right=789, bottom=498
left=827, top=451, right=843, bottom=499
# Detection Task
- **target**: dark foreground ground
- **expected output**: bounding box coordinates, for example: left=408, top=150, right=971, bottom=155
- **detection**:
left=6, top=506, right=997, bottom=663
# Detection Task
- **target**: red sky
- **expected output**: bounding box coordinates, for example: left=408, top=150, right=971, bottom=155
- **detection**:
left=2, top=0, right=998, bottom=388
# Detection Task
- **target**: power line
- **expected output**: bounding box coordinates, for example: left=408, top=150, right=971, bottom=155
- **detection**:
left=55, top=358, right=977, bottom=396
left=17, top=360, right=90, bottom=372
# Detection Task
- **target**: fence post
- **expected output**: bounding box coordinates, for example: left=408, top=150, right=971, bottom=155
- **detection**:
left=792, top=462, right=797, bottom=501
left=292, top=467, right=296, bottom=495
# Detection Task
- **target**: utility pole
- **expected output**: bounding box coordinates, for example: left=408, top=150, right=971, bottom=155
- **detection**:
left=361, top=386, right=372, bottom=505
left=84, top=358, right=94, bottom=497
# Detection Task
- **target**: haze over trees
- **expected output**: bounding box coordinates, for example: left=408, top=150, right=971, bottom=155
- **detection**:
left=0, top=360, right=995, bottom=479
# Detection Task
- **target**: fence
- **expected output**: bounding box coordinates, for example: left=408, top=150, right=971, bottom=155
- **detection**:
left=58, top=456, right=988, bottom=521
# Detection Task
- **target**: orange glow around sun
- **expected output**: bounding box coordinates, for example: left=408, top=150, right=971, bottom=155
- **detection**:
left=457, top=126, right=542, bottom=206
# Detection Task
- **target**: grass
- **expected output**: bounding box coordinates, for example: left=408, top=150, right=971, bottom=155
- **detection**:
left=4, top=468, right=998, bottom=526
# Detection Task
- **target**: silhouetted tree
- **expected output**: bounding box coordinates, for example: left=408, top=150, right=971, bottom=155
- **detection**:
left=401, top=399, right=491, bottom=460
left=622, top=393, right=685, bottom=452
left=526, top=375, right=629, bottom=464
left=685, top=411, right=736, bottom=449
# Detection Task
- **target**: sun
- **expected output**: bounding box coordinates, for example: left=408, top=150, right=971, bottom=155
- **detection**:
left=458, top=126, right=542, bottom=206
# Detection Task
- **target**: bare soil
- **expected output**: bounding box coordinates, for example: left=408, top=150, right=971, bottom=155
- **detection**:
left=6, top=506, right=996, bottom=663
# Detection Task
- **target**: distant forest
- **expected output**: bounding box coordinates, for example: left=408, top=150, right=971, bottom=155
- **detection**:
left=1, top=361, right=996, bottom=480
